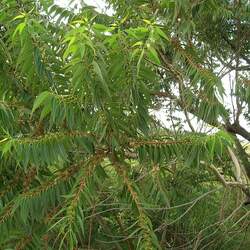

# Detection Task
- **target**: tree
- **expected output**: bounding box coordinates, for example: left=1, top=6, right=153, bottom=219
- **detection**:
left=0, top=0, right=249, bottom=249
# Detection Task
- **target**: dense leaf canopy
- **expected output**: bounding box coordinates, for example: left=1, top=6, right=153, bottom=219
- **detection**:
left=0, top=0, right=249, bottom=249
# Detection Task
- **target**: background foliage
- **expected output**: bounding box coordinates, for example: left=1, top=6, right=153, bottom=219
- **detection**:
left=0, top=0, right=249, bottom=249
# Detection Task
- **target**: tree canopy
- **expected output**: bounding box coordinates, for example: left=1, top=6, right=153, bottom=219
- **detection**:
left=0, top=0, right=249, bottom=249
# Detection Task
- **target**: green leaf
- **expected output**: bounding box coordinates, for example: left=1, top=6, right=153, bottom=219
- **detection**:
left=32, top=91, right=51, bottom=113
left=92, top=23, right=108, bottom=31
left=92, top=61, right=110, bottom=96
left=147, top=46, right=161, bottom=65
left=12, top=22, right=26, bottom=38
left=155, top=27, right=169, bottom=40
left=13, top=14, right=26, bottom=21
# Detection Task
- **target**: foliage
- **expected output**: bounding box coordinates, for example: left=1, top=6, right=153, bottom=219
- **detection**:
left=0, top=0, right=249, bottom=249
